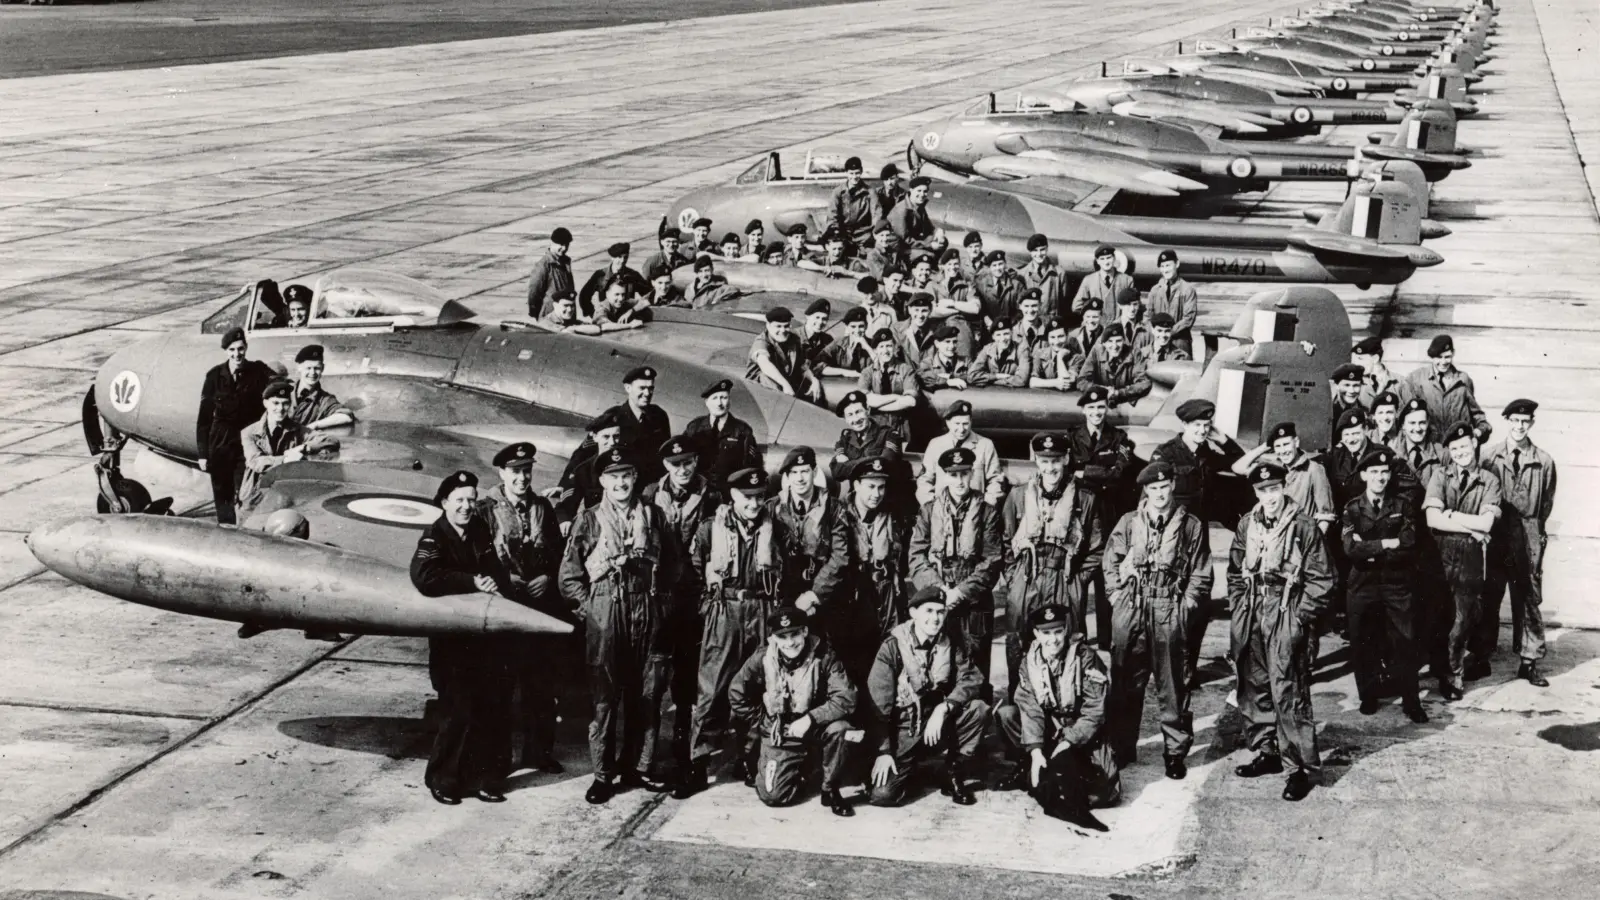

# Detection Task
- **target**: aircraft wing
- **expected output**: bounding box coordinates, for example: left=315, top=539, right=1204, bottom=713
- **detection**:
left=954, top=174, right=1105, bottom=207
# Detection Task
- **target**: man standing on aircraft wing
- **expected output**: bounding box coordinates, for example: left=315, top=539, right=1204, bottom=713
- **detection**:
left=827, top=156, right=886, bottom=249
left=527, top=227, right=575, bottom=319
left=1065, top=299, right=1106, bottom=372
left=1144, top=250, right=1198, bottom=355
left=897, top=292, right=937, bottom=367
left=196, top=326, right=277, bottom=525
left=882, top=175, right=946, bottom=265
left=876, top=163, right=905, bottom=220
left=974, top=249, right=1025, bottom=334
left=1072, top=245, right=1138, bottom=327
left=642, top=228, right=693, bottom=279
left=288, top=345, right=353, bottom=432
left=817, top=307, right=874, bottom=378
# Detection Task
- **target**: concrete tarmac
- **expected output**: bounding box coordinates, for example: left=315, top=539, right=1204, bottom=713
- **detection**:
left=0, top=0, right=1597, bottom=897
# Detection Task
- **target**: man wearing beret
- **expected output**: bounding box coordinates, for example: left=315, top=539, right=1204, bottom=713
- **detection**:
left=858, top=274, right=901, bottom=339
left=1368, top=390, right=1403, bottom=447
left=800, top=229, right=865, bottom=279
left=1235, top=422, right=1337, bottom=533
left=601, top=366, right=673, bottom=486
left=643, top=267, right=687, bottom=311
left=827, top=156, right=886, bottom=249
left=1424, top=423, right=1502, bottom=698
left=1227, top=461, right=1335, bottom=802
left=1145, top=249, right=1197, bottom=354
left=1072, top=245, right=1138, bottom=326
left=1326, top=406, right=1379, bottom=512
left=799, top=299, right=836, bottom=375
left=1029, top=321, right=1077, bottom=392
left=1329, top=363, right=1368, bottom=449
left=969, top=318, right=1032, bottom=388
left=556, top=409, right=628, bottom=527
left=591, top=280, right=651, bottom=330
left=1064, top=299, right=1106, bottom=372
left=1351, top=336, right=1399, bottom=409
left=197, top=327, right=278, bottom=524
left=690, top=217, right=716, bottom=256
left=860, top=221, right=898, bottom=278
left=1150, top=398, right=1246, bottom=528
left=974, top=248, right=1026, bottom=335
left=479, top=442, right=570, bottom=774
left=559, top=449, right=681, bottom=803
left=882, top=175, right=945, bottom=264
left=865, top=586, right=989, bottom=807
left=748, top=307, right=823, bottom=403
left=1342, top=447, right=1428, bottom=720
left=1018, top=233, right=1068, bottom=324
left=1478, top=399, right=1556, bottom=688
left=677, top=467, right=785, bottom=796
left=818, top=306, right=874, bottom=378
left=917, top=400, right=1003, bottom=507
left=930, top=250, right=982, bottom=357
left=831, top=389, right=905, bottom=486
left=1070, top=385, right=1139, bottom=528
left=1389, top=398, right=1452, bottom=678
left=239, top=379, right=336, bottom=519
left=958, top=231, right=986, bottom=285
left=683, top=379, right=763, bottom=496
left=728, top=606, right=860, bottom=816
left=742, top=220, right=766, bottom=261
left=778, top=224, right=809, bottom=269
left=877, top=163, right=906, bottom=224
left=1001, top=433, right=1105, bottom=675
left=642, top=227, right=693, bottom=281
left=717, top=232, right=743, bottom=260
left=686, top=254, right=739, bottom=308
left=859, top=329, right=924, bottom=444
left=642, top=436, right=721, bottom=781
left=815, top=456, right=913, bottom=682
left=1399, top=334, right=1491, bottom=445
left=770, top=446, right=840, bottom=608
left=411, top=470, right=517, bottom=805
left=997, top=604, right=1118, bottom=831
left=1013, top=290, right=1050, bottom=355
left=910, top=446, right=1005, bottom=697
left=1135, top=312, right=1191, bottom=367
left=288, top=344, right=353, bottom=432
left=1105, top=461, right=1211, bottom=777
left=1074, top=323, right=1152, bottom=408
left=918, top=323, right=973, bottom=392
left=527, top=226, right=575, bottom=319
left=578, top=242, right=647, bottom=320
left=282, top=284, right=312, bottom=328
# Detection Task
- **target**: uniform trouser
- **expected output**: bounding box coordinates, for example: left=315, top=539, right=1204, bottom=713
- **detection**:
left=867, top=699, right=991, bottom=806
left=754, top=720, right=856, bottom=806
left=995, top=704, right=1122, bottom=809
left=1108, top=596, right=1192, bottom=763
left=948, top=591, right=995, bottom=690
left=829, top=579, right=904, bottom=686
left=1232, top=592, right=1320, bottom=779
left=690, top=593, right=771, bottom=764
left=426, top=636, right=512, bottom=796
left=586, top=581, right=666, bottom=779
left=506, top=636, right=558, bottom=769
left=1347, top=582, right=1418, bottom=705
left=1479, top=517, right=1547, bottom=663
left=1436, top=532, right=1487, bottom=691
left=207, top=453, right=245, bottom=525
left=1003, top=561, right=1096, bottom=696
left=1413, top=533, right=1451, bottom=678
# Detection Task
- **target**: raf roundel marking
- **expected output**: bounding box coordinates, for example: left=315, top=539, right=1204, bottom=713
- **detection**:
left=109, top=371, right=142, bottom=413
left=325, top=493, right=442, bottom=529
left=1291, top=106, right=1313, bottom=125
left=1228, top=156, right=1255, bottom=179
left=921, top=131, right=941, bottom=152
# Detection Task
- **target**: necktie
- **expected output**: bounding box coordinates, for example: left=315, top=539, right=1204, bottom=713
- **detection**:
left=1104, top=274, right=1112, bottom=291
left=1512, top=448, right=1521, bottom=472
left=1411, top=448, right=1422, bottom=470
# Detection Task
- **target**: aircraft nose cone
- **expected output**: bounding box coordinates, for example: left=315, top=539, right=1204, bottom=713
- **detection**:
left=1407, top=246, right=1446, bottom=267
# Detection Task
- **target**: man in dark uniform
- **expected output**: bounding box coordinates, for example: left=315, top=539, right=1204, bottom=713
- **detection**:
left=728, top=606, right=860, bottom=817
left=815, top=456, right=910, bottom=682
left=1071, top=245, right=1138, bottom=326
left=478, top=442, right=570, bottom=774
left=196, top=326, right=277, bottom=525
left=859, top=329, right=923, bottom=445
left=602, top=366, right=672, bottom=486
left=677, top=468, right=783, bottom=797
left=1064, top=299, right=1106, bottom=370
left=1389, top=398, right=1451, bottom=680
left=1228, top=461, right=1335, bottom=802
left=1329, top=363, right=1368, bottom=447
left=1423, top=423, right=1502, bottom=700
left=682, top=378, right=763, bottom=497
left=559, top=449, right=679, bottom=804
left=866, top=586, right=991, bottom=807
left=1145, top=249, right=1198, bottom=353
left=1479, top=399, right=1558, bottom=688
left=1017, top=233, right=1068, bottom=324
left=800, top=299, right=836, bottom=374
left=909, top=447, right=1006, bottom=695
left=690, top=217, right=716, bottom=256
left=642, top=227, right=693, bottom=278
left=1341, top=446, right=1428, bottom=721
left=555, top=409, right=627, bottom=526
left=578, top=242, right=647, bottom=319
left=1070, top=385, right=1138, bottom=528
left=1150, top=398, right=1246, bottom=528
left=830, top=390, right=904, bottom=485
left=1326, top=406, right=1377, bottom=512
left=818, top=306, right=874, bottom=378
left=996, top=604, right=1118, bottom=831
left=827, top=156, right=885, bottom=248
left=526, top=227, right=575, bottom=318
left=882, top=175, right=945, bottom=263
left=973, top=249, right=1025, bottom=330
left=1073, top=323, right=1151, bottom=407
left=1104, top=462, right=1212, bottom=777
left=411, top=470, right=515, bottom=805
left=748, top=306, right=822, bottom=402
left=876, top=163, right=905, bottom=215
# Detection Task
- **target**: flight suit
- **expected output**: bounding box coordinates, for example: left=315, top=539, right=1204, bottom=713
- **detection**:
left=908, top=492, right=1005, bottom=688
left=728, top=635, right=859, bottom=806
left=645, top=475, right=719, bottom=773
left=1104, top=503, right=1211, bottom=765
left=1227, top=506, right=1335, bottom=780
left=814, top=498, right=911, bottom=683
left=769, top=489, right=839, bottom=603
left=1341, top=491, right=1420, bottom=706
left=865, top=621, right=990, bottom=806
left=999, top=635, right=1121, bottom=811
left=1000, top=477, right=1104, bottom=680
left=1423, top=463, right=1501, bottom=691
left=1478, top=440, right=1557, bottom=665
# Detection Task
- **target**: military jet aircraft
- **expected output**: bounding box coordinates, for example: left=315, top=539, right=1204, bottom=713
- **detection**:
left=1150, top=41, right=1479, bottom=98
left=668, top=149, right=1442, bottom=289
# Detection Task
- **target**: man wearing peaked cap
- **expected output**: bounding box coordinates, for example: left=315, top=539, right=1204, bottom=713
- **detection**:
left=769, top=442, right=838, bottom=630
left=527, top=224, right=575, bottom=319
left=683, top=378, right=762, bottom=497
left=827, top=150, right=886, bottom=249
left=289, top=344, right=353, bottom=432
left=1147, top=248, right=1197, bottom=354
left=555, top=409, right=632, bottom=526
left=1227, top=450, right=1334, bottom=802
left=238, top=377, right=334, bottom=520
left=197, top=324, right=277, bottom=525
left=1073, top=241, right=1137, bottom=326
left=1329, top=363, right=1368, bottom=446
left=1069, top=382, right=1139, bottom=573
left=995, top=602, right=1118, bottom=831
left=831, top=385, right=906, bottom=486
left=590, top=365, right=671, bottom=488
left=917, top=398, right=1003, bottom=508
left=479, top=440, right=567, bottom=775
left=1402, top=331, right=1490, bottom=446
left=1478, top=397, right=1556, bottom=689
left=558, top=433, right=680, bottom=805
left=1103, top=452, right=1211, bottom=780
left=726, top=602, right=860, bottom=816
left=578, top=241, right=647, bottom=319
left=411, top=466, right=517, bottom=805
left=864, top=582, right=991, bottom=807
left=1341, top=443, right=1428, bottom=722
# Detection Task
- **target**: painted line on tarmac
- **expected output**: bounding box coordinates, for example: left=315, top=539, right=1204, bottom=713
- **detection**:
left=0, top=698, right=210, bottom=722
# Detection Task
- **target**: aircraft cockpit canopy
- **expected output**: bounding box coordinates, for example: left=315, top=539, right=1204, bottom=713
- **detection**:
left=202, top=268, right=453, bottom=336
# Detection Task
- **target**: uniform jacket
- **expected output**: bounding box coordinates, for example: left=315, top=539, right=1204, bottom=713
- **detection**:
left=1014, top=637, right=1108, bottom=750
left=1422, top=462, right=1502, bottom=520
left=608, top=402, right=672, bottom=484
left=289, top=384, right=350, bottom=429
left=1226, top=506, right=1335, bottom=620
left=526, top=249, right=574, bottom=318
left=813, top=500, right=909, bottom=607
left=578, top=263, right=648, bottom=317
left=1144, top=277, right=1197, bottom=335
left=1399, top=366, right=1489, bottom=442
left=197, top=359, right=277, bottom=461
left=917, top=351, right=972, bottom=392
left=239, top=416, right=322, bottom=513
left=1479, top=439, right=1556, bottom=527
left=969, top=340, right=1031, bottom=387
left=1072, top=271, right=1139, bottom=323
left=1017, top=260, right=1068, bottom=322
left=1000, top=477, right=1105, bottom=571
left=1073, top=344, right=1151, bottom=406
left=916, top=431, right=1003, bottom=506
left=832, top=421, right=904, bottom=481
left=642, top=475, right=719, bottom=594
left=973, top=268, right=1026, bottom=327
left=1341, top=492, right=1416, bottom=589
left=748, top=330, right=812, bottom=393
left=882, top=199, right=938, bottom=261
left=1069, top=423, right=1136, bottom=497
left=1150, top=435, right=1244, bottom=524
left=828, top=181, right=886, bottom=244
left=1281, top=451, right=1337, bottom=526
left=683, top=414, right=762, bottom=491
left=410, top=514, right=512, bottom=598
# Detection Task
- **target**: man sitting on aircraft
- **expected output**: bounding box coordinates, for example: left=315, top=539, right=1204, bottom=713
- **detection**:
left=831, top=389, right=905, bottom=485
left=1029, top=321, right=1076, bottom=392
left=239, top=380, right=338, bottom=520
left=690, top=217, right=716, bottom=256
left=974, top=249, right=1025, bottom=334
left=717, top=232, right=744, bottom=260
left=1072, top=245, right=1138, bottom=326
left=876, top=163, right=905, bottom=218
left=288, top=345, right=353, bottom=432
left=579, top=242, right=648, bottom=319
left=685, top=255, right=741, bottom=308
left=883, top=175, right=946, bottom=265
left=958, top=231, right=986, bottom=284
left=642, top=227, right=694, bottom=279
left=1018, top=234, right=1068, bottom=324
left=932, top=249, right=982, bottom=352
left=748, top=307, right=823, bottom=403
left=817, top=306, right=874, bottom=378
left=527, top=227, right=575, bottom=319
left=1065, top=300, right=1106, bottom=371
left=861, top=272, right=902, bottom=336
left=859, top=219, right=898, bottom=278
left=799, top=300, right=835, bottom=374
left=780, top=224, right=809, bottom=268
left=197, top=327, right=279, bottom=526
left=897, top=292, right=937, bottom=367
left=741, top=220, right=765, bottom=261
left=1144, top=250, right=1197, bottom=354
left=1074, top=324, right=1152, bottom=408
left=827, top=156, right=886, bottom=249
left=283, top=284, right=313, bottom=328
left=859, top=329, right=923, bottom=444
left=799, top=228, right=862, bottom=279
left=1134, top=313, right=1191, bottom=365
left=969, top=318, right=1031, bottom=388
left=761, top=242, right=787, bottom=266
left=592, top=280, right=652, bottom=329
left=644, top=265, right=687, bottom=310
left=537, top=291, right=606, bottom=335
left=918, top=324, right=972, bottom=393
left=1013, top=290, right=1049, bottom=354
left=683, top=378, right=763, bottom=497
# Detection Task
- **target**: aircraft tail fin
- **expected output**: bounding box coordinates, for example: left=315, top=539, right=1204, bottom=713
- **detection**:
left=1318, top=175, right=1425, bottom=245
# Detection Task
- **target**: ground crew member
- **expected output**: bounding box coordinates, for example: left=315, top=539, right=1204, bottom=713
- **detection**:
left=1390, top=398, right=1449, bottom=500
left=591, top=280, right=651, bottom=328
left=1072, top=245, right=1138, bottom=325
left=1342, top=446, right=1428, bottom=721
left=1145, top=250, right=1197, bottom=354
left=1369, top=390, right=1402, bottom=447
left=770, top=447, right=838, bottom=608
left=642, top=227, right=693, bottom=277
left=1073, top=323, right=1151, bottom=407
left=1017, top=233, right=1068, bottom=323
left=799, top=299, right=835, bottom=373
left=683, top=378, right=763, bottom=496
left=974, top=249, right=1025, bottom=330
left=1400, top=334, right=1491, bottom=444
left=859, top=329, right=923, bottom=444
left=1478, top=399, right=1556, bottom=688
left=818, top=306, right=874, bottom=377
left=578, top=242, right=647, bottom=318
left=1326, top=406, right=1376, bottom=511
left=479, top=441, right=570, bottom=774
left=1014, top=290, right=1050, bottom=354
left=197, top=327, right=277, bottom=525
left=830, top=389, right=905, bottom=484
left=1151, top=398, right=1246, bottom=527
left=800, top=229, right=863, bottom=278
left=1389, top=398, right=1451, bottom=678
left=1329, top=363, right=1367, bottom=445
left=288, top=345, right=353, bottom=431
left=897, top=292, right=937, bottom=367
left=717, top=231, right=743, bottom=259
left=827, top=156, right=885, bottom=248
left=748, top=306, right=823, bottom=402
left=1351, top=336, right=1400, bottom=408
left=602, top=366, right=672, bottom=485
left=1423, top=423, right=1502, bottom=699
left=933, top=249, right=982, bottom=355
left=1001, top=433, right=1104, bottom=670
left=686, top=254, right=740, bottom=307
left=1070, top=385, right=1139, bottom=526
left=909, top=447, right=1005, bottom=693
left=1064, top=299, right=1105, bottom=369
left=555, top=409, right=626, bottom=526
left=860, top=221, right=898, bottom=277
left=996, top=604, right=1118, bottom=832
left=866, top=586, right=991, bottom=807
left=411, top=470, right=515, bottom=805
left=643, top=268, right=686, bottom=310
left=1135, top=313, right=1192, bottom=365
left=918, top=324, right=972, bottom=392
left=958, top=231, right=986, bottom=284
left=690, top=217, right=715, bottom=255
left=1227, top=461, right=1335, bottom=802
left=780, top=224, right=809, bottom=268
left=1104, top=462, right=1211, bottom=776
left=858, top=275, right=900, bottom=338
left=876, top=163, right=905, bottom=217
left=526, top=227, right=574, bottom=318
left=677, top=468, right=783, bottom=797
left=814, top=456, right=911, bottom=682
left=1235, top=422, right=1336, bottom=531
left=882, top=175, right=945, bottom=263
left=743, top=219, right=765, bottom=260
left=970, top=318, right=1031, bottom=387
left=728, top=606, right=860, bottom=817
left=558, top=449, right=678, bottom=804
left=239, top=380, right=336, bottom=518
left=1029, top=321, right=1077, bottom=392
left=916, top=400, right=1003, bottom=506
